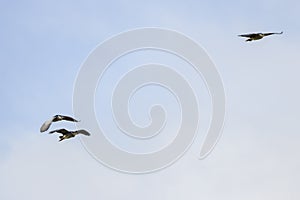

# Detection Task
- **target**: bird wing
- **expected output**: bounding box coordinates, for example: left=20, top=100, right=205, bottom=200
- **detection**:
left=60, top=115, right=79, bottom=122
left=74, top=129, right=91, bottom=136
left=262, top=32, right=283, bottom=36
left=49, top=128, right=70, bottom=135
left=238, top=33, right=259, bottom=38
left=40, top=118, right=54, bottom=132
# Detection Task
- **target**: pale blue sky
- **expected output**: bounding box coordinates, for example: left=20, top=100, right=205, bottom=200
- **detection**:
left=1, top=0, right=300, bottom=199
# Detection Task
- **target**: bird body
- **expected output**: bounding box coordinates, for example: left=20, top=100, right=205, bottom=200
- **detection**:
left=238, top=32, right=283, bottom=42
left=40, top=115, right=79, bottom=132
left=49, top=128, right=91, bottom=141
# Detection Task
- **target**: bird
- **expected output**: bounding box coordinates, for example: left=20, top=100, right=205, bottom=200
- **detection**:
left=40, top=115, right=79, bottom=132
left=238, top=31, right=283, bottom=42
left=48, top=128, right=91, bottom=141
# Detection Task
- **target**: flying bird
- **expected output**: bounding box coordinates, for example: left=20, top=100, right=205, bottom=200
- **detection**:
left=40, top=115, right=79, bottom=132
left=48, top=128, right=91, bottom=141
left=238, top=31, right=283, bottom=42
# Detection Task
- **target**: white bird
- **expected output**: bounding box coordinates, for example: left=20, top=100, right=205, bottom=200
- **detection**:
left=48, top=128, right=91, bottom=141
left=40, top=115, right=79, bottom=132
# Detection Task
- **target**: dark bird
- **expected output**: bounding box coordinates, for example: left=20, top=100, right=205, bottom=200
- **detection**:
left=49, top=128, right=91, bottom=141
left=238, top=31, right=283, bottom=42
left=40, top=115, right=79, bottom=132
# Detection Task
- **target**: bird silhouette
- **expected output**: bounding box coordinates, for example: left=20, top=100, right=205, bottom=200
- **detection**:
left=40, top=115, right=79, bottom=132
left=48, top=128, right=91, bottom=141
left=238, top=32, right=283, bottom=42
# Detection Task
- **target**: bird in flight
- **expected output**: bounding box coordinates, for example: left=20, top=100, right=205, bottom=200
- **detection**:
left=238, top=31, right=283, bottom=42
left=40, top=115, right=79, bottom=132
left=49, top=128, right=91, bottom=141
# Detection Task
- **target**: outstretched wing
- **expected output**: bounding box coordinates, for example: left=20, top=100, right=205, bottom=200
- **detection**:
left=40, top=117, right=54, bottom=132
left=60, top=115, right=79, bottom=122
left=262, top=31, right=283, bottom=36
left=49, top=128, right=70, bottom=135
left=53, top=115, right=79, bottom=122
left=74, top=129, right=91, bottom=136
left=238, top=33, right=259, bottom=38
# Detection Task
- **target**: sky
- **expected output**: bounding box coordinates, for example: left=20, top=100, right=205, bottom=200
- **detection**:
left=1, top=0, right=300, bottom=199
